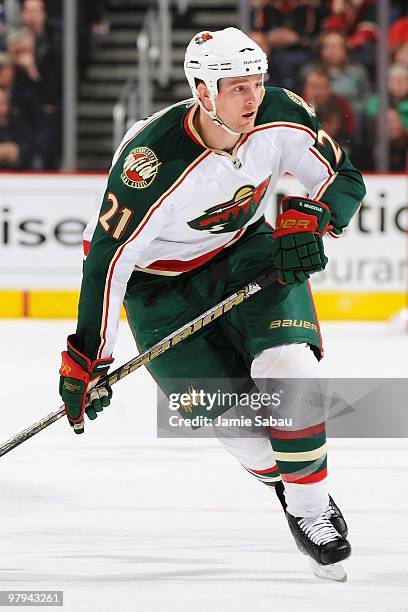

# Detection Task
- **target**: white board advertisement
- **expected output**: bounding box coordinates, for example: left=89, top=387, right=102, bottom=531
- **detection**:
left=0, top=173, right=406, bottom=292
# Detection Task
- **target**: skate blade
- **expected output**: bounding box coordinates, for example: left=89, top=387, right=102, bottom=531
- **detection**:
left=308, top=558, right=347, bottom=582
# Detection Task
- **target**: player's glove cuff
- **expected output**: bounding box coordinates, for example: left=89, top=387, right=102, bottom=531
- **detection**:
left=59, top=334, right=113, bottom=428
left=274, top=196, right=332, bottom=238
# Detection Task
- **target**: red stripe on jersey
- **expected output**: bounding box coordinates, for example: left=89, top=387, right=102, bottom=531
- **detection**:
left=83, top=240, right=90, bottom=256
left=183, top=107, right=203, bottom=147
left=282, top=467, right=327, bottom=485
left=142, top=228, right=246, bottom=273
left=98, top=151, right=212, bottom=358
left=309, top=147, right=335, bottom=177
left=309, top=147, right=335, bottom=200
left=268, top=422, right=325, bottom=440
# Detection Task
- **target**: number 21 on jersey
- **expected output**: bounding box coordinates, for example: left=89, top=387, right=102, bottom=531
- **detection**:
left=99, top=193, right=134, bottom=240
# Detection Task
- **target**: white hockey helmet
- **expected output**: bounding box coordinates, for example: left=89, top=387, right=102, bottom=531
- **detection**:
left=184, top=28, right=268, bottom=135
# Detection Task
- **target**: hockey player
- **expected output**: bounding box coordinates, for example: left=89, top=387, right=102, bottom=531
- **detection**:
left=59, top=28, right=365, bottom=581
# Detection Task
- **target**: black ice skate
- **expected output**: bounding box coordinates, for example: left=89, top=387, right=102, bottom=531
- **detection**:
left=286, top=511, right=351, bottom=582
left=274, top=481, right=351, bottom=581
left=275, top=480, right=348, bottom=538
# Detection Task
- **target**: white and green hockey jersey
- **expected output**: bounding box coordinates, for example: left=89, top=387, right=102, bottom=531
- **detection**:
left=77, top=87, right=366, bottom=360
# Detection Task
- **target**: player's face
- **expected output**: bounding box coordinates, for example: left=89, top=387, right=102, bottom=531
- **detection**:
left=216, top=75, right=264, bottom=133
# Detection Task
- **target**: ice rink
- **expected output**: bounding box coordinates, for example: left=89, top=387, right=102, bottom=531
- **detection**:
left=1, top=320, right=408, bottom=612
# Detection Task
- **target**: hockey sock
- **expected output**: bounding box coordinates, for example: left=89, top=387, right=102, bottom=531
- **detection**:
left=268, top=422, right=329, bottom=517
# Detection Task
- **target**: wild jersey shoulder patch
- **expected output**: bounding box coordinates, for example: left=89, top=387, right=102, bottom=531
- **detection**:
left=283, top=89, right=316, bottom=118
left=121, top=146, right=161, bottom=189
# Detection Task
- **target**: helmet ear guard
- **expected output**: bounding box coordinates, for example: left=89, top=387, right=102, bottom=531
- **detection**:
left=184, top=27, right=268, bottom=135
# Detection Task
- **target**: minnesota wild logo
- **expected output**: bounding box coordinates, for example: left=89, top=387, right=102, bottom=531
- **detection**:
left=188, top=176, right=271, bottom=234
left=121, top=146, right=161, bottom=189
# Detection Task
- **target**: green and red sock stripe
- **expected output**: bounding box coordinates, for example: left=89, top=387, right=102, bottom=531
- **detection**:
left=268, top=422, right=327, bottom=485
left=243, top=463, right=282, bottom=487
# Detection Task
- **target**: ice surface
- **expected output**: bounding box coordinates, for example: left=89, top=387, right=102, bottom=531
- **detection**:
left=0, top=321, right=407, bottom=611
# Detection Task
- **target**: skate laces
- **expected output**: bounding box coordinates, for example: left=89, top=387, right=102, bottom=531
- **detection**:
left=298, top=513, right=341, bottom=546
left=324, top=501, right=335, bottom=520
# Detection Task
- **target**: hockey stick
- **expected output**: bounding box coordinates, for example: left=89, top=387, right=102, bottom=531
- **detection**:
left=0, top=269, right=279, bottom=458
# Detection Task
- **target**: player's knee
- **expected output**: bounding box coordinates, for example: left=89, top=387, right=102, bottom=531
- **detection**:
left=251, top=343, right=318, bottom=379
left=215, top=435, right=275, bottom=467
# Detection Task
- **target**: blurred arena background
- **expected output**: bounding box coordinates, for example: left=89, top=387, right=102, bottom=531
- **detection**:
left=0, top=0, right=406, bottom=321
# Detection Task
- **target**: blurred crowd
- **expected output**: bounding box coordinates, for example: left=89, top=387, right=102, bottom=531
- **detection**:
left=0, top=0, right=106, bottom=170
left=0, top=0, right=406, bottom=171
left=250, top=0, right=408, bottom=171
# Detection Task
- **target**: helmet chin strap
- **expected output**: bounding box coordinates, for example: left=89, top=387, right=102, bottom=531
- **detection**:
left=198, top=91, right=242, bottom=137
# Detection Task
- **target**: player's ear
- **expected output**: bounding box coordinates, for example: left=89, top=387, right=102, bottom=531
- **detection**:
left=196, top=81, right=210, bottom=102
left=196, top=81, right=212, bottom=112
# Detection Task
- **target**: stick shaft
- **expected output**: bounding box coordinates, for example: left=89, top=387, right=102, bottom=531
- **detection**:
left=0, top=270, right=277, bottom=458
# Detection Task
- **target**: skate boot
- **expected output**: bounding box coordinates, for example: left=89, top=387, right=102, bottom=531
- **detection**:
left=286, top=510, right=351, bottom=582
left=325, top=493, right=348, bottom=538
left=275, top=481, right=348, bottom=538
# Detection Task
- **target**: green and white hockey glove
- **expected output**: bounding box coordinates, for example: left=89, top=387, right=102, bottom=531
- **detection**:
left=59, top=334, right=113, bottom=434
left=273, top=196, right=332, bottom=285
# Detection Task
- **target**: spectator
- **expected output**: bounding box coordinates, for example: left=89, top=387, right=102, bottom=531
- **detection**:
left=367, top=64, right=408, bottom=131
left=0, top=0, right=20, bottom=49
left=7, top=21, right=61, bottom=169
left=366, top=106, right=408, bottom=172
left=249, top=0, right=324, bottom=90
left=7, top=28, right=39, bottom=82
left=316, top=97, right=361, bottom=164
left=300, top=31, right=371, bottom=114
left=322, top=0, right=378, bottom=68
left=0, top=49, right=40, bottom=130
left=0, top=86, right=32, bottom=169
left=20, top=0, right=61, bottom=107
left=21, top=0, right=47, bottom=36
left=393, top=41, right=408, bottom=67
left=389, top=16, right=408, bottom=55
left=385, top=107, right=407, bottom=171
left=302, top=68, right=355, bottom=137
left=0, top=51, right=15, bottom=92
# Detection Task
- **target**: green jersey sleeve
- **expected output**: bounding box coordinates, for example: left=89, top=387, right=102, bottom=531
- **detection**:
left=278, top=89, right=366, bottom=236
left=258, top=88, right=366, bottom=235
left=75, top=105, right=204, bottom=360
